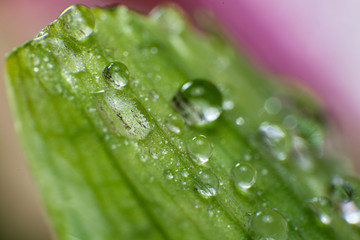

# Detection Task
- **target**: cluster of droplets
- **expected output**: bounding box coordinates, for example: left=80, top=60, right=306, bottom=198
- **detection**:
left=46, top=5, right=360, bottom=237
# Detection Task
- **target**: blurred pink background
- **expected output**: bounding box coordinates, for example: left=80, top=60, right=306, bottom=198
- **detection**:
left=1, top=0, right=360, bottom=239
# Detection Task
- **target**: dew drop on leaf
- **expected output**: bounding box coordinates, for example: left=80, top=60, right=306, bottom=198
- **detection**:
left=172, top=79, right=223, bottom=126
left=102, top=62, right=130, bottom=90
left=308, top=197, right=333, bottom=224
left=235, top=117, right=245, bottom=126
left=331, top=176, right=353, bottom=203
left=341, top=201, right=360, bottom=225
left=96, top=90, right=153, bottom=140
left=163, top=170, right=174, bottom=180
left=165, top=113, right=184, bottom=134
left=258, top=122, right=290, bottom=161
left=264, top=97, right=282, bottom=115
left=231, top=162, right=256, bottom=190
left=150, top=5, right=185, bottom=34
left=330, top=176, right=360, bottom=225
left=194, top=169, right=219, bottom=198
left=58, top=4, right=95, bottom=41
left=250, top=209, right=288, bottom=240
left=187, top=135, right=213, bottom=164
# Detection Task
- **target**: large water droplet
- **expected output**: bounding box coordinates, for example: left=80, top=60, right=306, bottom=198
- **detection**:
left=58, top=5, right=95, bottom=41
left=103, top=62, right=130, bottom=90
left=308, top=197, right=333, bottom=224
left=172, top=79, right=223, bottom=126
left=187, top=135, right=213, bottom=164
left=258, top=122, right=290, bottom=160
left=165, top=114, right=184, bottom=134
left=231, top=162, right=256, bottom=190
left=250, top=209, right=288, bottom=240
left=194, top=169, right=219, bottom=198
left=96, top=90, right=153, bottom=140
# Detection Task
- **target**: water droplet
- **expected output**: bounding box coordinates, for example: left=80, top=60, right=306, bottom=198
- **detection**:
left=308, top=197, right=333, bottom=224
left=283, top=115, right=297, bottom=129
left=258, top=122, right=290, bottom=160
left=150, top=47, right=158, bottom=54
left=231, top=162, right=256, bottom=190
left=165, top=114, right=184, bottom=134
left=341, top=201, right=360, bottom=225
left=222, top=100, right=234, bottom=110
left=150, top=5, right=185, bottom=34
left=149, top=90, right=159, bottom=101
left=96, top=90, right=153, bottom=140
left=250, top=209, right=288, bottom=240
left=187, top=135, right=213, bottom=164
left=33, top=67, right=40, bottom=73
left=181, top=170, right=189, bottom=178
left=291, top=136, right=314, bottom=171
left=164, top=170, right=174, bottom=180
left=58, top=5, right=95, bottom=41
left=102, top=62, right=130, bottom=90
left=264, top=97, right=282, bottom=115
left=194, top=169, right=219, bottom=198
left=331, top=176, right=353, bottom=203
left=172, top=79, right=223, bottom=126
left=235, top=117, right=245, bottom=126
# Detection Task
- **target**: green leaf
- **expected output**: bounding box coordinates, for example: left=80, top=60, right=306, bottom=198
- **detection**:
left=5, top=4, right=360, bottom=240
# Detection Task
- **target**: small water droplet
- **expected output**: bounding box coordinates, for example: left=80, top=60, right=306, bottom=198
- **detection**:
left=172, top=79, right=223, bottom=126
left=150, top=5, right=185, bottom=34
left=187, top=135, right=213, bottom=164
left=331, top=176, right=353, bottom=203
left=264, top=97, right=282, bottom=115
left=308, top=197, right=333, bottom=224
left=150, top=46, right=158, bottom=54
left=34, top=31, right=48, bottom=41
left=283, top=115, right=298, bottom=129
left=33, top=67, right=40, bottom=73
left=102, top=62, right=130, bottom=90
left=165, top=114, right=184, bottom=134
left=58, top=5, right=95, bottom=41
left=250, top=209, right=288, bottom=240
left=235, top=117, right=245, bottom=126
left=181, top=170, right=189, bottom=178
left=258, top=122, right=290, bottom=160
left=194, top=169, right=219, bottom=198
left=291, top=136, right=314, bottom=171
left=149, top=90, right=159, bottom=101
left=231, top=162, right=256, bottom=190
left=222, top=100, right=234, bottom=110
left=164, top=170, right=174, bottom=180
left=140, top=154, right=148, bottom=162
